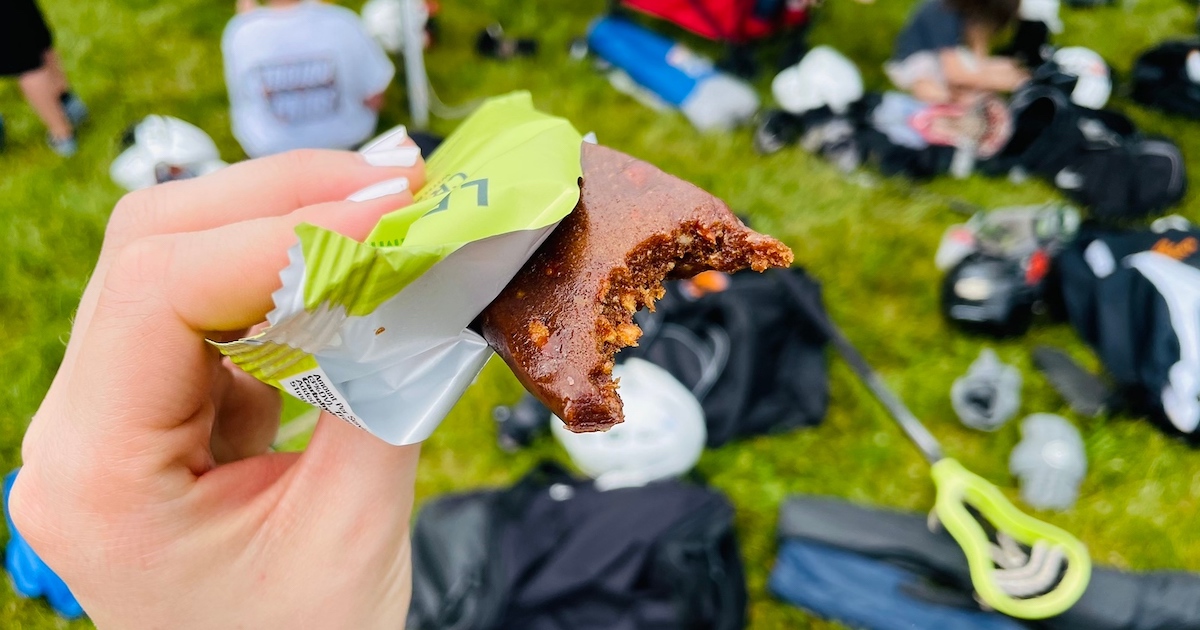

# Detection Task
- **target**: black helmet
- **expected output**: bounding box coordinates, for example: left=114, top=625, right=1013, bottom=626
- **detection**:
left=941, top=250, right=1050, bottom=337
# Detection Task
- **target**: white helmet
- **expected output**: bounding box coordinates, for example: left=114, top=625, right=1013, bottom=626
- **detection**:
left=361, top=0, right=429, bottom=55
left=1019, top=0, right=1062, bottom=34
left=772, top=46, right=863, bottom=116
left=552, top=359, right=706, bottom=491
left=1053, top=47, right=1111, bottom=110
left=110, top=115, right=226, bottom=191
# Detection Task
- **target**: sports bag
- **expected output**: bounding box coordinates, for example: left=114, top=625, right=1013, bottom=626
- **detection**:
left=623, top=266, right=830, bottom=446
left=776, top=495, right=1200, bottom=630
left=587, top=16, right=759, bottom=132
left=494, top=267, right=830, bottom=449
left=1051, top=222, right=1200, bottom=438
left=1132, top=40, right=1200, bottom=119
left=407, top=463, right=747, bottom=630
left=987, top=81, right=1186, bottom=220
left=617, top=0, right=811, bottom=44
left=771, top=539, right=1025, bottom=630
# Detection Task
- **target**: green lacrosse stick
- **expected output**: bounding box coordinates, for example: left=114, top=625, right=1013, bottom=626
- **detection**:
left=930, top=458, right=1091, bottom=618
left=778, top=274, right=1091, bottom=619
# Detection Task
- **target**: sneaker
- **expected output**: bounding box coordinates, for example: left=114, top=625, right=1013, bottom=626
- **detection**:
left=47, top=133, right=77, bottom=157
left=60, top=91, right=89, bottom=128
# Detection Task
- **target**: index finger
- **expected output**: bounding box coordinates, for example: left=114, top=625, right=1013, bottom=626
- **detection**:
left=60, top=191, right=413, bottom=482
left=43, top=136, right=423, bottom=406
left=106, top=137, right=424, bottom=251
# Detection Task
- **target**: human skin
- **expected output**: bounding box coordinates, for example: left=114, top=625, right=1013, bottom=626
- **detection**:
left=911, top=20, right=1031, bottom=105
left=942, top=22, right=1029, bottom=96
left=19, top=50, right=74, bottom=141
left=10, top=141, right=426, bottom=629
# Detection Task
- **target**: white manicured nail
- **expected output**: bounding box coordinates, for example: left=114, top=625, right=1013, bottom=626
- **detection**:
left=363, top=146, right=420, bottom=167
left=360, top=125, right=409, bottom=153
left=347, top=177, right=409, bottom=202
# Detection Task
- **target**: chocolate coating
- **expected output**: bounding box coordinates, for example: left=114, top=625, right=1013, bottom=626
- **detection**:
left=481, top=143, right=793, bottom=432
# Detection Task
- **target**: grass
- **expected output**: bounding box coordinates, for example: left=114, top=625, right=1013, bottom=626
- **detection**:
left=2, top=0, right=1199, bottom=627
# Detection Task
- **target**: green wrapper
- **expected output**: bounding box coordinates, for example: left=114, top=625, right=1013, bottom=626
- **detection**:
left=216, top=92, right=583, bottom=444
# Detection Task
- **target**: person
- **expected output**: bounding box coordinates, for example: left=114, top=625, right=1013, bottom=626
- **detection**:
left=222, top=0, right=396, bottom=158
left=885, top=0, right=1030, bottom=105
left=0, top=0, right=88, bottom=156
left=9, top=131, right=426, bottom=627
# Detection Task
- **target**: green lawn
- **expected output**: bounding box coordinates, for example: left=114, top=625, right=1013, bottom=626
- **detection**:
left=2, top=0, right=1200, bottom=627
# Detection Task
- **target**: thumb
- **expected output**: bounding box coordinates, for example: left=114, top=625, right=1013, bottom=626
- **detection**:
left=290, top=413, right=422, bottom=512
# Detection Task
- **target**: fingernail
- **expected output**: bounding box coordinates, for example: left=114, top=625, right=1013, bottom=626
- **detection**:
left=360, top=125, right=409, bottom=153
left=347, top=177, right=409, bottom=202
left=363, top=146, right=420, bottom=167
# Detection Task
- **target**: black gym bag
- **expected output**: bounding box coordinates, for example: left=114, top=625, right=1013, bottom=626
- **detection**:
left=1049, top=222, right=1200, bottom=440
left=495, top=267, right=830, bottom=449
left=1132, top=40, right=1200, bottom=119
left=623, top=266, right=830, bottom=446
left=407, top=463, right=747, bottom=630
left=985, top=80, right=1186, bottom=221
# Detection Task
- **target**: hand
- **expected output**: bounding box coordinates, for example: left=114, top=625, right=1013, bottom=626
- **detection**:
left=11, top=136, right=426, bottom=628
left=989, top=58, right=1031, bottom=92
left=943, top=50, right=1031, bottom=95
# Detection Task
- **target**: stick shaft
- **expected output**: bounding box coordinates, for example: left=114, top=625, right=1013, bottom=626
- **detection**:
left=824, top=329, right=945, bottom=464
left=776, top=272, right=944, bottom=463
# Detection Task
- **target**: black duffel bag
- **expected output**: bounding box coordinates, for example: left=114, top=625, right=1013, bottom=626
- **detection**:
left=408, top=463, right=747, bottom=630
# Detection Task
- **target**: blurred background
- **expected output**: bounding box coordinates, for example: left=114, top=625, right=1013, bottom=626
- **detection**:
left=2, top=0, right=1199, bottom=627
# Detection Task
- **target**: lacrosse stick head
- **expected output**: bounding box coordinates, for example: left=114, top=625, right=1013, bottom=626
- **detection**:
left=930, top=458, right=1091, bottom=619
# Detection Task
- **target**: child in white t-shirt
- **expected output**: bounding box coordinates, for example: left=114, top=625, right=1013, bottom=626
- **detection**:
left=222, top=0, right=395, bottom=158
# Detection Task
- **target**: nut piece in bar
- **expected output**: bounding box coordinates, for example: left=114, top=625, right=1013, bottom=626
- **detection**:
left=481, top=143, right=793, bottom=432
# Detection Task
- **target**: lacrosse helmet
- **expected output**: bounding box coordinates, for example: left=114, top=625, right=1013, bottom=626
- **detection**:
left=1052, top=47, right=1112, bottom=110
left=552, top=358, right=706, bottom=491
left=772, top=46, right=863, bottom=115
left=110, top=115, right=225, bottom=191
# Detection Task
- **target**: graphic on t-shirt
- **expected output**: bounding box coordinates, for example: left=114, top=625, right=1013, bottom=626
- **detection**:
left=255, top=56, right=341, bottom=123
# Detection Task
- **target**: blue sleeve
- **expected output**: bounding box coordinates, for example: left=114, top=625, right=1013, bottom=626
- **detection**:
left=892, top=0, right=964, bottom=62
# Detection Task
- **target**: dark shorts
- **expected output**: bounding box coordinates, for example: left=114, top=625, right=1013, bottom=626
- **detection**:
left=0, top=0, right=54, bottom=77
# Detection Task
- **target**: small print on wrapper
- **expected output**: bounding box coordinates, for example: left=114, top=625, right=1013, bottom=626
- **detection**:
left=215, top=92, right=584, bottom=445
